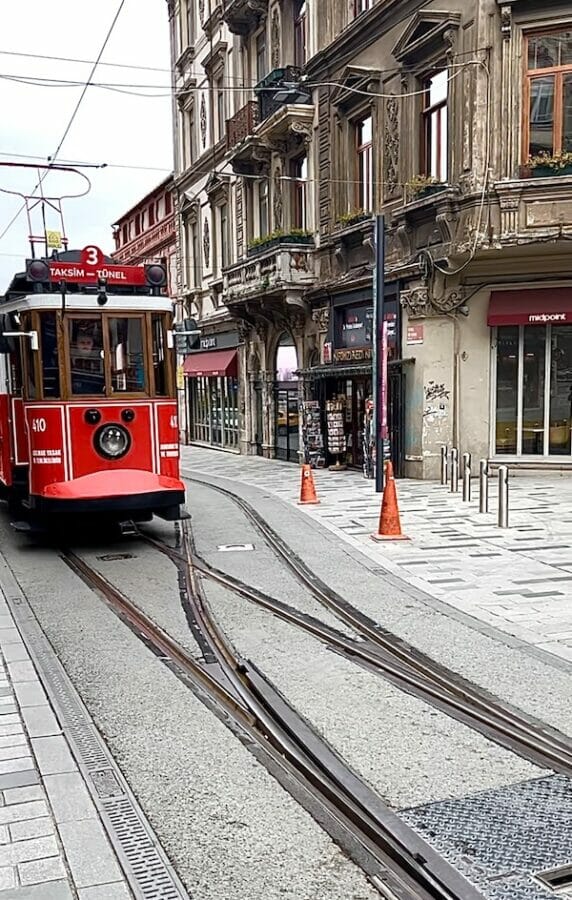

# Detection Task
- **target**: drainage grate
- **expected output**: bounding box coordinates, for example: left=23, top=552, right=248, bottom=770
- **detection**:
left=216, top=543, right=255, bottom=552
left=2, top=569, right=189, bottom=900
left=537, top=865, right=572, bottom=893
left=97, top=553, right=137, bottom=561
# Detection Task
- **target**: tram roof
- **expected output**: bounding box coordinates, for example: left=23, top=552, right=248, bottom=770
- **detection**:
left=0, top=294, right=174, bottom=315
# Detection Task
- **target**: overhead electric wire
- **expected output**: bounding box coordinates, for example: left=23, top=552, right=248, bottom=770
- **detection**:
left=0, top=47, right=170, bottom=73
left=0, top=0, right=127, bottom=244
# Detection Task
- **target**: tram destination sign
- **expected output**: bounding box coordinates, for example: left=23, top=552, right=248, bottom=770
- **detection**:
left=48, top=246, right=146, bottom=285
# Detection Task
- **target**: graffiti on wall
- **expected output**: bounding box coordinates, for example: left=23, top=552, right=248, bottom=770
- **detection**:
left=423, top=381, right=450, bottom=421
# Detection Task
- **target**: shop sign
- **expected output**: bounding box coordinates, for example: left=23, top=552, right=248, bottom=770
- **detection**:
left=176, top=365, right=184, bottom=390
left=195, top=331, right=239, bottom=351
left=333, top=347, right=373, bottom=363
left=406, top=324, right=424, bottom=345
left=322, top=341, right=332, bottom=364
left=200, top=336, right=217, bottom=350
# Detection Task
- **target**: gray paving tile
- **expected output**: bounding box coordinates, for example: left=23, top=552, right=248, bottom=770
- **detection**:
left=0, top=687, right=14, bottom=698
left=9, top=816, right=54, bottom=843
left=78, top=883, right=131, bottom=899
left=0, top=771, right=39, bottom=791
left=0, top=834, right=58, bottom=865
left=0, top=801, right=49, bottom=825
left=58, top=818, right=123, bottom=889
left=13, top=683, right=48, bottom=709
left=2, top=787, right=44, bottom=806
left=43, top=773, right=93, bottom=824
left=0, top=757, right=35, bottom=776
left=21, top=706, right=61, bottom=738
left=1, top=643, right=29, bottom=664
left=0, top=715, right=22, bottom=728
left=0, top=629, right=24, bottom=646
left=0, top=866, right=16, bottom=890
left=30, top=737, right=75, bottom=776
left=7, top=662, right=36, bottom=683
left=0, top=746, right=33, bottom=763
left=18, top=857, right=68, bottom=887
left=0, top=705, right=18, bottom=717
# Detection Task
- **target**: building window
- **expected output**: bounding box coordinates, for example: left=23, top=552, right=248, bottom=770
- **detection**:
left=294, top=1, right=307, bottom=68
left=189, top=375, right=239, bottom=449
left=422, top=69, right=448, bottom=182
left=148, top=204, right=155, bottom=227
left=219, top=203, right=229, bottom=269
left=354, top=0, right=373, bottom=16
left=256, top=29, right=267, bottom=82
left=526, top=29, right=572, bottom=158
left=215, top=76, right=225, bottom=141
left=122, top=224, right=128, bottom=245
left=183, top=105, right=196, bottom=169
left=291, top=155, right=308, bottom=229
left=165, top=193, right=172, bottom=215
left=355, top=115, right=373, bottom=211
left=186, top=222, right=200, bottom=288
left=134, top=214, right=141, bottom=237
left=258, top=179, right=269, bottom=236
left=186, top=0, right=194, bottom=47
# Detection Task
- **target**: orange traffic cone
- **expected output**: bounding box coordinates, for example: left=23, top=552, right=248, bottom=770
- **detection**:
left=371, top=461, right=409, bottom=541
left=298, top=464, right=320, bottom=505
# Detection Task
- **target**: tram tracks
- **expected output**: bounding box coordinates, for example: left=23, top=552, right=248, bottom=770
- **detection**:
left=62, top=534, right=484, bottom=900
left=180, top=474, right=572, bottom=777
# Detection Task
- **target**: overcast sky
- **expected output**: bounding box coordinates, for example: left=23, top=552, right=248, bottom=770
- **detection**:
left=0, top=0, right=173, bottom=291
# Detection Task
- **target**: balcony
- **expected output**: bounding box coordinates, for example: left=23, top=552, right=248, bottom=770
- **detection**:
left=223, top=239, right=316, bottom=305
left=222, top=0, right=267, bottom=35
left=226, top=101, right=259, bottom=152
left=495, top=173, right=572, bottom=246
left=255, top=67, right=307, bottom=123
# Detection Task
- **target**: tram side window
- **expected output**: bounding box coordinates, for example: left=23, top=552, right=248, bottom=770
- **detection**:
left=70, top=319, right=105, bottom=395
left=151, top=315, right=167, bottom=396
left=41, top=313, right=60, bottom=398
left=108, top=318, right=146, bottom=393
left=21, top=315, right=37, bottom=400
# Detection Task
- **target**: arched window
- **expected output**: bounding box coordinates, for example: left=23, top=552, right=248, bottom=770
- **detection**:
left=275, top=332, right=298, bottom=382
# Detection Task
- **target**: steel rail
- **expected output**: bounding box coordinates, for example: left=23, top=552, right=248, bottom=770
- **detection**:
left=62, top=543, right=483, bottom=900
left=181, top=473, right=572, bottom=774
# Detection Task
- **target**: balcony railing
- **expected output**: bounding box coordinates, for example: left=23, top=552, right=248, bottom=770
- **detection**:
left=223, top=240, right=315, bottom=300
left=226, top=101, right=259, bottom=152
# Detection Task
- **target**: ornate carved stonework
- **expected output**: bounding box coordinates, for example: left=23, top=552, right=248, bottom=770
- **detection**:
left=290, top=120, right=312, bottom=144
left=271, top=7, right=280, bottom=68
left=273, top=165, right=283, bottom=230
left=289, top=310, right=306, bottom=337
left=311, top=306, right=330, bottom=333
left=401, top=288, right=430, bottom=319
left=203, top=216, right=210, bottom=268
left=199, top=0, right=205, bottom=25
left=383, top=94, right=400, bottom=199
left=432, top=287, right=467, bottom=315
left=200, top=94, right=207, bottom=148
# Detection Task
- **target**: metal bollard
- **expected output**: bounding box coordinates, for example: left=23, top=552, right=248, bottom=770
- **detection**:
left=479, top=459, right=489, bottom=513
left=450, top=448, right=459, bottom=493
left=462, top=453, right=471, bottom=502
left=440, top=446, right=448, bottom=486
left=498, top=465, right=509, bottom=528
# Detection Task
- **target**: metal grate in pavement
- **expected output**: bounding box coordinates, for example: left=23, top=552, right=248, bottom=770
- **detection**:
left=3, top=586, right=189, bottom=900
left=402, top=774, right=572, bottom=899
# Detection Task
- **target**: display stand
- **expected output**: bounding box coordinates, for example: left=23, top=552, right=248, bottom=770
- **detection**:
left=326, top=400, right=347, bottom=471
left=299, top=400, right=325, bottom=468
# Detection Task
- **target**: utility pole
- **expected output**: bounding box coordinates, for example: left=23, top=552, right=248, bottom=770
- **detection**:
left=373, top=214, right=386, bottom=493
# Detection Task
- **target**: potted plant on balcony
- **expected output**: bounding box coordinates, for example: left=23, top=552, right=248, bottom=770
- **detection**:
left=335, top=209, right=371, bottom=229
left=247, top=229, right=314, bottom=256
left=406, top=175, right=447, bottom=201
left=525, top=151, right=572, bottom=178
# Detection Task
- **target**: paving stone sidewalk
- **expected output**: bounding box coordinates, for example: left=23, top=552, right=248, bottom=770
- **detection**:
left=0, top=600, right=131, bottom=898
left=182, top=446, right=572, bottom=668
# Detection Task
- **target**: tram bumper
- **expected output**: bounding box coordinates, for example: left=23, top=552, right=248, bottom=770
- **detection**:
left=31, top=469, right=186, bottom=520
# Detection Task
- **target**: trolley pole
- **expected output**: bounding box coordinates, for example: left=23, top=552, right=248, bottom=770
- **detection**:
left=373, top=214, right=385, bottom=493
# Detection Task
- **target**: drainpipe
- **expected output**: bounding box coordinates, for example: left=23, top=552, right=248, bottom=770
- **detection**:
left=446, top=312, right=461, bottom=452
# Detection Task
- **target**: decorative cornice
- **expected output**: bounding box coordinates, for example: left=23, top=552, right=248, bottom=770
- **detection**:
left=392, top=11, right=462, bottom=65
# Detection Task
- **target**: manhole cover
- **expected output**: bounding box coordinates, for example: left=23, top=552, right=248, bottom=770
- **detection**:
left=216, top=544, right=255, bottom=552
left=97, top=553, right=137, bottom=561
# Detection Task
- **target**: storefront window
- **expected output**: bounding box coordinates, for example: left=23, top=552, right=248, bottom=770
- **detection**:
left=189, top=375, right=239, bottom=449
left=495, top=323, right=572, bottom=457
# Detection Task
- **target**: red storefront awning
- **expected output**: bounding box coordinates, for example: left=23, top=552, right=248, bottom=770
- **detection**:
left=488, top=289, right=572, bottom=326
left=183, top=349, right=238, bottom=378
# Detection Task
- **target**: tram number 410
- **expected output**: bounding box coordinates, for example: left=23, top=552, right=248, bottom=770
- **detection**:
left=31, top=418, right=47, bottom=433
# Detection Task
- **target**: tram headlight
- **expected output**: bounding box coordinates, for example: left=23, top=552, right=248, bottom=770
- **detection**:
left=94, top=424, right=130, bottom=460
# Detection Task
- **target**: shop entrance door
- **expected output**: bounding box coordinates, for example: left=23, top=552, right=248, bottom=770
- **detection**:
left=275, top=387, right=299, bottom=462
left=254, top=381, right=263, bottom=455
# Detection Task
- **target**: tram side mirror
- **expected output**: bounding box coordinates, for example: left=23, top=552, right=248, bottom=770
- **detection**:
left=166, top=330, right=175, bottom=349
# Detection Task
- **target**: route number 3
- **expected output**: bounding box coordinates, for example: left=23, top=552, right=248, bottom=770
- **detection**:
left=32, top=418, right=47, bottom=433
left=84, top=246, right=100, bottom=266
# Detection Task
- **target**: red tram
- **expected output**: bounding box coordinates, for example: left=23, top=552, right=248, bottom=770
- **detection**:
left=0, top=245, right=185, bottom=525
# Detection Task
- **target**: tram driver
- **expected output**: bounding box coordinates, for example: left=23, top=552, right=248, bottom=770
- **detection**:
left=70, top=324, right=105, bottom=394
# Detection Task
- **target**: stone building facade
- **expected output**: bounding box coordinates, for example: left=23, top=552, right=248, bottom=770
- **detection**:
left=168, top=0, right=572, bottom=476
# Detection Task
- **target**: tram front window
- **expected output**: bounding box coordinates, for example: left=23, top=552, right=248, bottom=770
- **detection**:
left=108, top=318, right=146, bottom=393
left=70, top=318, right=104, bottom=395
